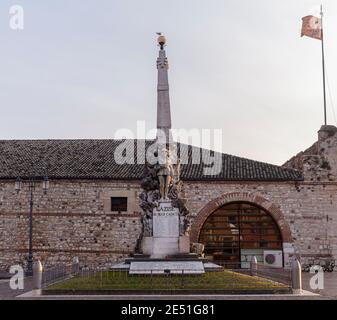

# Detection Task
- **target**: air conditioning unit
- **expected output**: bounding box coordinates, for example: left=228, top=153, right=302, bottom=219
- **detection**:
left=263, top=250, right=283, bottom=268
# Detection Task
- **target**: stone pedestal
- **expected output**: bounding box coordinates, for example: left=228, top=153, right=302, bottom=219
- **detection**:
left=179, top=236, right=190, bottom=254
left=142, top=236, right=190, bottom=257
left=119, top=200, right=219, bottom=275
left=141, top=200, right=190, bottom=258
left=129, top=260, right=205, bottom=275
left=153, top=200, right=179, bottom=237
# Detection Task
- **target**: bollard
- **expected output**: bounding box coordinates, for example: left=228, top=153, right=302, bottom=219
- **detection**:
left=72, top=256, right=79, bottom=275
left=291, top=258, right=302, bottom=294
left=33, top=260, right=43, bottom=290
left=250, top=256, right=258, bottom=276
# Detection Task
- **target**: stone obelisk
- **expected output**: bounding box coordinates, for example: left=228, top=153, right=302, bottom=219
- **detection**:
left=156, top=35, right=172, bottom=144
left=139, top=35, right=191, bottom=259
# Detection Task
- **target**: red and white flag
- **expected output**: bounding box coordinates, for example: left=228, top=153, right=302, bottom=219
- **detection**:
left=301, top=15, right=322, bottom=40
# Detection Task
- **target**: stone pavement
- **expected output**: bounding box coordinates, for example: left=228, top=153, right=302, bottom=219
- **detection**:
left=0, top=277, right=33, bottom=300
left=302, top=272, right=337, bottom=298
left=16, top=290, right=327, bottom=300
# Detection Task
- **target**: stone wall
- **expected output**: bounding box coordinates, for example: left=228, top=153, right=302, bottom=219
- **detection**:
left=1, top=177, right=337, bottom=271
left=183, top=181, right=337, bottom=263
left=283, top=125, right=337, bottom=182
left=0, top=180, right=143, bottom=270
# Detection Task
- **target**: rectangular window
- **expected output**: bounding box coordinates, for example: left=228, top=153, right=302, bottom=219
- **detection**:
left=111, top=197, right=128, bottom=212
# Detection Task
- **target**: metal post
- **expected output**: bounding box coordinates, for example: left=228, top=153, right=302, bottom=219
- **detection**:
left=181, top=269, right=184, bottom=288
left=250, top=256, right=258, bottom=276
left=26, top=180, right=35, bottom=276
left=291, top=258, right=302, bottom=294
left=150, top=270, right=153, bottom=289
left=238, top=206, right=242, bottom=268
left=18, top=177, right=48, bottom=277
left=320, top=5, right=327, bottom=125
left=33, top=260, right=43, bottom=290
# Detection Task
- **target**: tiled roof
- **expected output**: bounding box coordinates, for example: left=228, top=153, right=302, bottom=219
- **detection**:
left=0, top=140, right=303, bottom=181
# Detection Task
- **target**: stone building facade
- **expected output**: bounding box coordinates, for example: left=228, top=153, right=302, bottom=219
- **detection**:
left=0, top=125, right=337, bottom=270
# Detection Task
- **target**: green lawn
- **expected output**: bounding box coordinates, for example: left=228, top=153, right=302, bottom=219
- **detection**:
left=46, top=270, right=288, bottom=292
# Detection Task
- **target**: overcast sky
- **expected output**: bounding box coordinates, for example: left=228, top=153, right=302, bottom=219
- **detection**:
left=1, top=0, right=337, bottom=165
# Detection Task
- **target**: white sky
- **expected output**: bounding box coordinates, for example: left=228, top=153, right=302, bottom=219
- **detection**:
left=1, top=0, right=337, bottom=165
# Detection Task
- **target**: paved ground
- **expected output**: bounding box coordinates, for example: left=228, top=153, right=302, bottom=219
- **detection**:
left=0, top=277, right=33, bottom=300
left=302, top=272, right=337, bottom=298
left=17, top=293, right=327, bottom=300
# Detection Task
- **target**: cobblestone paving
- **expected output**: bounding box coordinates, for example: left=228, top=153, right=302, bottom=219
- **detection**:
left=302, top=272, right=337, bottom=298
left=0, top=277, right=33, bottom=300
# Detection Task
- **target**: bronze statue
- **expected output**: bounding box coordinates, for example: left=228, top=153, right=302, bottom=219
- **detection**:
left=157, top=147, right=174, bottom=200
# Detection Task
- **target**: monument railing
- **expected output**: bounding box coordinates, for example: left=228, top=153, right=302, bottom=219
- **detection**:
left=41, top=264, right=69, bottom=288
left=41, top=262, right=80, bottom=288
left=251, top=263, right=292, bottom=286
left=38, top=261, right=296, bottom=293
left=40, top=267, right=291, bottom=293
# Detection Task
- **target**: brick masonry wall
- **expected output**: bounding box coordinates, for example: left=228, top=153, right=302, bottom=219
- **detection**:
left=184, top=181, right=337, bottom=260
left=1, top=177, right=337, bottom=271
left=0, top=180, right=143, bottom=270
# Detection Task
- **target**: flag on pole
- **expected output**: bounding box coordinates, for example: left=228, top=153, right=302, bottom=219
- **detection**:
left=301, top=7, right=327, bottom=125
left=301, top=15, right=322, bottom=40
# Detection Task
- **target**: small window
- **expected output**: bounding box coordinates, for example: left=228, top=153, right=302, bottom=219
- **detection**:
left=111, top=197, right=128, bottom=212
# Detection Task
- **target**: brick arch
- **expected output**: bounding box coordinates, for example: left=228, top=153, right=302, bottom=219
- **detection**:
left=190, top=192, right=293, bottom=243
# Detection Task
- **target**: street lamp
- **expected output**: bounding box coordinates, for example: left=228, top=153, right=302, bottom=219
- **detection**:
left=15, top=176, right=49, bottom=276
left=42, top=176, right=49, bottom=194
left=15, top=177, right=22, bottom=194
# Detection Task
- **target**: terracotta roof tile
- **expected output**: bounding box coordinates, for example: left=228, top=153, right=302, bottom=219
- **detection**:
left=0, top=140, right=303, bottom=181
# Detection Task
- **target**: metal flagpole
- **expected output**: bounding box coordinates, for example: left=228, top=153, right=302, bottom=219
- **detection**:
left=320, top=4, right=327, bottom=125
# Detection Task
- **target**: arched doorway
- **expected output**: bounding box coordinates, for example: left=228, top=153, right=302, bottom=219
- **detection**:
left=199, top=202, right=283, bottom=269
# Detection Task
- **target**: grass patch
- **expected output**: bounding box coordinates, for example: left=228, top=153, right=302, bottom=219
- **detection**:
left=46, top=270, right=288, bottom=292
